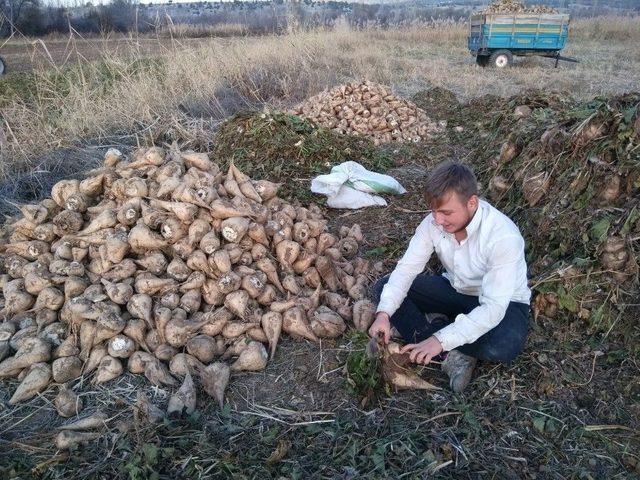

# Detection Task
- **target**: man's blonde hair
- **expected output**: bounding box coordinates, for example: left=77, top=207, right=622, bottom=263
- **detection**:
left=424, top=161, right=478, bottom=207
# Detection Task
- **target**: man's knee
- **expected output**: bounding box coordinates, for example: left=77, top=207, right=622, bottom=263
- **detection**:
left=371, top=274, right=390, bottom=302
left=476, top=305, right=529, bottom=363
left=475, top=331, right=527, bottom=363
left=481, top=344, right=521, bottom=363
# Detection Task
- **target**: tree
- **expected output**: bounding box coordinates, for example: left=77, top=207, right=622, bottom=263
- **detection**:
left=98, top=0, right=139, bottom=32
left=18, top=0, right=44, bottom=35
left=1, top=0, right=35, bottom=36
left=43, top=4, right=70, bottom=35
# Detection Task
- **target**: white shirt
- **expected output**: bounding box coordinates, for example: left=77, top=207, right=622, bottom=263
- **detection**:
left=376, top=199, right=530, bottom=352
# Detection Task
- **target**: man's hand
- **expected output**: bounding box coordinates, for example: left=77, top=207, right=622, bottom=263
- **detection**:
left=368, top=312, right=391, bottom=344
left=400, top=336, right=443, bottom=365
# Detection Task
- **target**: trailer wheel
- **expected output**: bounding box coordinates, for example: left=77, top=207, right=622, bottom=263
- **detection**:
left=0, top=56, right=5, bottom=75
left=476, top=55, right=489, bottom=67
left=489, top=50, right=513, bottom=68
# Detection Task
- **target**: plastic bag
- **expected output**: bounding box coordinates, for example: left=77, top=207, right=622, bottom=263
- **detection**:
left=310, top=161, right=406, bottom=209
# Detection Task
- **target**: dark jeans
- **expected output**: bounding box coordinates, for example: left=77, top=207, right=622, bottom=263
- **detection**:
left=372, top=274, right=530, bottom=363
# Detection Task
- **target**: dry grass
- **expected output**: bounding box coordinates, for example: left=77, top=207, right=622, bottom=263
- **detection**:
left=0, top=16, right=638, bottom=179
left=155, top=22, right=249, bottom=38
left=571, top=15, right=640, bottom=41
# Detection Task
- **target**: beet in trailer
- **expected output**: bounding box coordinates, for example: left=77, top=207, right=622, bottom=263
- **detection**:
left=469, top=12, right=578, bottom=68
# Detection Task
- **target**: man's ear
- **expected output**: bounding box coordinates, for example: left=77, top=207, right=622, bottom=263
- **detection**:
left=467, top=194, right=479, bottom=210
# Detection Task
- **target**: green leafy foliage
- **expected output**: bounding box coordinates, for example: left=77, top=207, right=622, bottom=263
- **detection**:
left=620, top=207, right=639, bottom=236
left=590, top=217, right=611, bottom=242
left=466, top=91, right=639, bottom=333
left=212, top=110, right=393, bottom=201
left=344, top=331, right=383, bottom=398
left=120, top=442, right=175, bottom=480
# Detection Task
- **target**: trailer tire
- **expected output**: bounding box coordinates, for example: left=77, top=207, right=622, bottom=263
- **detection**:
left=476, top=55, right=489, bottom=67
left=489, top=50, right=513, bottom=68
left=0, top=56, right=5, bottom=75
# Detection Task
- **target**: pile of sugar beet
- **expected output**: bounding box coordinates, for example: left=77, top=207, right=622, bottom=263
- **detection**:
left=479, top=0, right=558, bottom=14
left=291, top=80, right=444, bottom=146
left=0, top=146, right=396, bottom=438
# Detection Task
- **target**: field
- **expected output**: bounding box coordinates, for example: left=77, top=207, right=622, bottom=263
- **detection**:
left=0, top=17, right=639, bottom=479
left=1, top=17, right=639, bottom=180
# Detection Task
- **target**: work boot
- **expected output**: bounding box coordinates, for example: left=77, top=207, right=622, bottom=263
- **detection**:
left=442, top=349, right=477, bottom=393
left=426, top=313, right=449, bottom=329
left=390, top=326, right=402, bottom=340
left=426, top=314, right=450, bottom=362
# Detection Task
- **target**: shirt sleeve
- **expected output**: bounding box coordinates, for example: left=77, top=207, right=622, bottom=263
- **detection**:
left=376, top=216, right=435, bottom=318
left=433, top=234, right=525, bottom=352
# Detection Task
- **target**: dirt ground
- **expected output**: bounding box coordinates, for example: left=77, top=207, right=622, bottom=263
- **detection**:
left=1, top=169, right=638, bottom=479
left=0, top=89, right=638, bottom=479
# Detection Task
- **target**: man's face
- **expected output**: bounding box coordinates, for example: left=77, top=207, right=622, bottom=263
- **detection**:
left=431, top=191, right=478, bottom=234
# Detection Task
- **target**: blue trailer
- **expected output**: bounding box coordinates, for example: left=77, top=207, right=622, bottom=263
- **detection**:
left=468, top=12, right=577, bottom=68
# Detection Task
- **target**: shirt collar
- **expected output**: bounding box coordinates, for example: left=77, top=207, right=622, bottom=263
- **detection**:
left=464, top=201, right=483, bottom=238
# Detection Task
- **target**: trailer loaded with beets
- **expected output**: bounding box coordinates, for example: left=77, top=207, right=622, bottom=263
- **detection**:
left=469, top=9, right=578, bottom=68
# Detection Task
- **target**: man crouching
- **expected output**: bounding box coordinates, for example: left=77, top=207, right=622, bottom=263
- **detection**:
left=369, top=161, right=530, bottom=393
